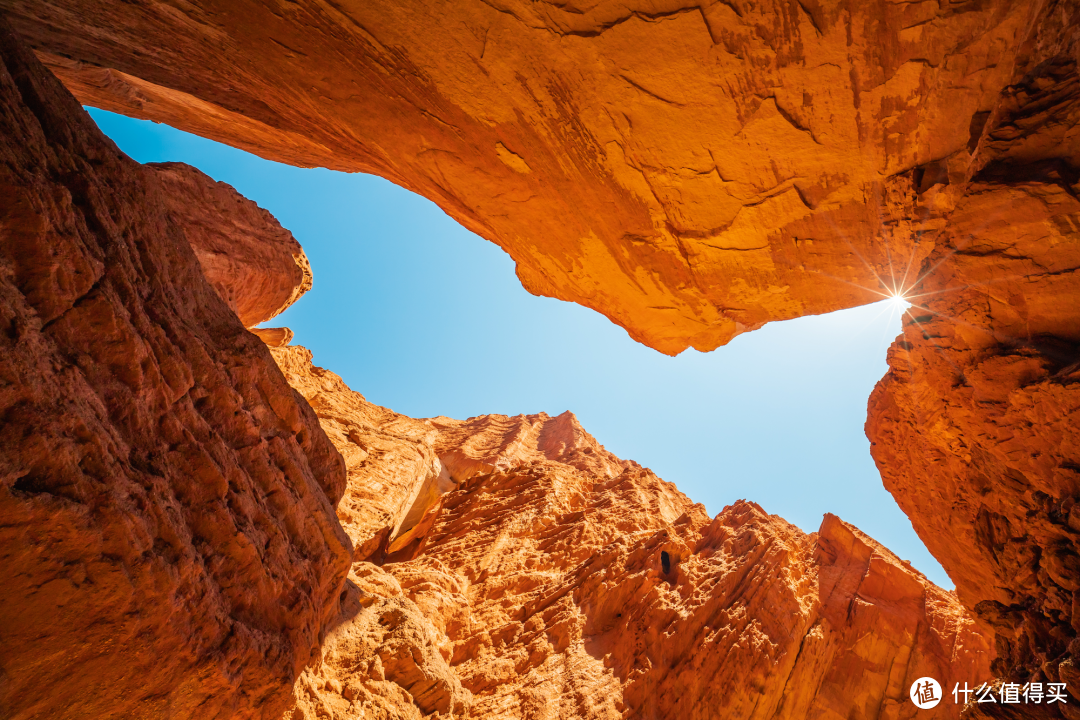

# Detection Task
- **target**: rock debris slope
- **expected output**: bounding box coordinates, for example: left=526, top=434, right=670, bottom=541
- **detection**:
left=0, top=0, right=1044, bottom=353
left=0, top=23, right=349, bottom=720
left=272, top=347, right=993, bottom=720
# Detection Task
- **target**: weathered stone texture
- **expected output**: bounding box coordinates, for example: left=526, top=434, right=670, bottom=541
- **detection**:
left=7, top=0, right=1080, bottom=714
left=270, top=345, right=453, bottom=563
left=149, top=161, right=313, bottom=328
left=274, top=347, right=993, bottom=720
left=0, top=23, right=349, bottom=720
left=0, top=0, right=1043, bottom=353
left=867, top=2, right=1080, bottom=714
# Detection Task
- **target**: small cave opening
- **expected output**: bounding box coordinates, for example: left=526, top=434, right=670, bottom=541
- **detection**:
left=661, top=550, right=671, bottom=575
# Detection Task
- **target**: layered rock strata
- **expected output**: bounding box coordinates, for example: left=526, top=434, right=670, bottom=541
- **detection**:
left=867, top=2, right=1080, bottom=714
left=274, top=347, right=993, bottom=720
left=0, top=0, right=1044, bottom=353
left=0, top=24, right=350, bottom=720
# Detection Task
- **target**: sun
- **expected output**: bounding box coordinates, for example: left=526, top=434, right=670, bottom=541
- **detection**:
left=888, top=292, right=910, bottom=309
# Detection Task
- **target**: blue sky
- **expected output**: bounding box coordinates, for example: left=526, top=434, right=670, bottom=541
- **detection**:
left=90, top=108, right=949, bottom=588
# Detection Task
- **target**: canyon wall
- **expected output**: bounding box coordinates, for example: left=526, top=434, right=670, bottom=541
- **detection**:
left=273, top=346, right=993, bottom=720
left=0, top=23, right=350, bottom=719
left=2, top=0, right=1080, bottom=716
left=0, top=0, right=1043, bottom=354
left=12, top=0, right=1067, bottom=709
left=148, top=161, right=313, bottom=329
left=867, top=2, right=1080, bottom=713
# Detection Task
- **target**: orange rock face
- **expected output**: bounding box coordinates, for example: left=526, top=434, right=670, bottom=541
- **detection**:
left=148, top=161, right=312, bottom=328
left=0, top=0, right=1043, bottom=353
left=6, top=0, right=1080, bottom=715
left=866, top=1, right=1080, bottom=712
left=270, top=345, right=454, bottom=563
left=0, top=24, right=349, bottom=720
left=274, top=347, right=993, bottom=720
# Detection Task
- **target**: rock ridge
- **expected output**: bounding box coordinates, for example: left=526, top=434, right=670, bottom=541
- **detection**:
left=272, top=345, right=993, bottom=720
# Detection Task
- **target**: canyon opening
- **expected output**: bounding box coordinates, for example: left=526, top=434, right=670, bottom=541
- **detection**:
left=1, top=2, right=1079, bottom=720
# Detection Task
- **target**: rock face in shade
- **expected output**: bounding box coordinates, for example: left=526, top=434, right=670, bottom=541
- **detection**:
left=148, top=161, right=313, bottom=328
left=0, top=0, right=1044, bottom=353
left=866, top=3, right=1080, bottom=712
left=273, top=347, right=993, bottom=720
left=0, top=23, right=350, bottom=720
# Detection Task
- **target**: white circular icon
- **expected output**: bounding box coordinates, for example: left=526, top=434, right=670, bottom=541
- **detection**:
left=910, top=677, right=942, bottom=709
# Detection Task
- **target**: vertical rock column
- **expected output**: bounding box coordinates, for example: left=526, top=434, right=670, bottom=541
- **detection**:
left=0, top=20, right=350, bottom=720
left=868, top=2, right=1080, bottom=713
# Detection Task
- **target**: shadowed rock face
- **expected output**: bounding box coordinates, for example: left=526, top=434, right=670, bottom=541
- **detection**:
left=148, top=161, right=313, bottom=328
left=0, top=23, right=349, bottom=720
left=867, top=3, right=1080, bottom=712
left=0, top=0, right=1044, bottom=353
left=273, top=347, right=993, bottom=720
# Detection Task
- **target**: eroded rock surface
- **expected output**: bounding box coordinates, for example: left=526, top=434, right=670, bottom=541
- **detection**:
left=0, top=24, right=349, bottom=720
left=149, top=161, right=312, bottom=328
left=274, top=347, right=993, bottom=720
left=254, top=326, right=295, bottom=348
left=270, top=345, right=453, bottom=563
left=867, top=2, right=1080, bottom=713
left=5, top=0, right=1079, bottom=714
left=0, top=0, right=1045, bottom=353
left=431, top=410, right=634, bottom=483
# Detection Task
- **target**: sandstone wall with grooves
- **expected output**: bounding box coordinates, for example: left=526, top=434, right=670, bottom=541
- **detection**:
left=273, top=346, right=993, bottom=720
left=0, top=24, right=350, bottom=720
left=866, top=3, right=1080, bottom=714
left=0, top=0, right=1042, bottom=354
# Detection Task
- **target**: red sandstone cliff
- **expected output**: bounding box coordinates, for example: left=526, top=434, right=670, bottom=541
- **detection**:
left=272, top=346, right=993, bottom=720
left=0, top=23, right=349, bottom=719
left=12, top=0, right=1070, bottom=711
left=2, top=1, right=1079, bottom=717
left=866, top=4, right=1080, bottom=715
left=0, top=0, right=1045, bottom=354
left=148, top=161, right=313, bottom=328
